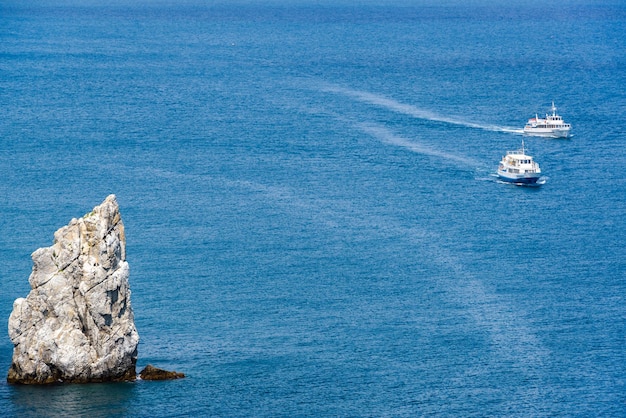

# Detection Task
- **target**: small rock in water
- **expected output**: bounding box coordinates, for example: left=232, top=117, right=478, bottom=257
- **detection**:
left=139, top=365, right=185, bottom=381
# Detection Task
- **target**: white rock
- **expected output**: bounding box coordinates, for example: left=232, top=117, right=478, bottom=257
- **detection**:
left=7, top=195, right=139, bottom=384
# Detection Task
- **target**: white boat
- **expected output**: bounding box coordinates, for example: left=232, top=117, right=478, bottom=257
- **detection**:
left=523, top=102, right=571, bottom=138
left=497, top=140, right=542, bottom=185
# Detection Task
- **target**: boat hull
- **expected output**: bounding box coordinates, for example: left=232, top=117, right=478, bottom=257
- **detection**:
left=497, top=171, right=542, bottom=185
left=523, top=127, right=570, bottom=138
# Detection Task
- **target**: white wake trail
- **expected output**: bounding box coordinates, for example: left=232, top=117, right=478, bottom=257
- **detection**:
left=355, top=122, right=481, bottom=167
left=322, top=84, right=522, bottom=134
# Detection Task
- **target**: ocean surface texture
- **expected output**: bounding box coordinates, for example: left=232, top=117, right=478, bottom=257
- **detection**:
left=1, top=1, right=625, bottom=416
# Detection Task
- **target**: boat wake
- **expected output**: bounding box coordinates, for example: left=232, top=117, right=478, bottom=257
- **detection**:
left=354, top=121, right=480, bottom=167
left=321, top=84, right=522, bottom=134
left=290, top=102, right=481, bottom=168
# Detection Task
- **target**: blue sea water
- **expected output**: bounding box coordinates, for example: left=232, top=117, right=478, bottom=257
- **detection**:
left=1, top=0, right=625, bottom=416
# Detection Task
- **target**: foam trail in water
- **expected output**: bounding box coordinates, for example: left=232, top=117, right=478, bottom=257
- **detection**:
left=281, top=97, right=485, bottom=170
left=322, top=84, right=523, bottom=134
left=234, top=176, right=550, bottom=400
left=422, top=242, right=550, bottom=381
left=355, top=121, right=481, bottom=167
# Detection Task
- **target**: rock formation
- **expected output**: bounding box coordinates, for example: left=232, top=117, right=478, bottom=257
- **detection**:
left=7, top=195, right=139, bottom=384
left=139, top=364, right=185, bottom=381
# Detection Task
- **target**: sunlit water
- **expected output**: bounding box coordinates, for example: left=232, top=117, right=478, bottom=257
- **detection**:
left=1, top=1, right=625, bottom=416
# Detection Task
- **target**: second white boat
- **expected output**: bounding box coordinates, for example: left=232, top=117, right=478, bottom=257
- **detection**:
left=523, top=102, right=571, bottom=138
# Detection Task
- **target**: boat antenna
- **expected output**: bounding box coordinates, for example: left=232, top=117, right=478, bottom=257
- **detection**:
left=521, top=137, right=525, bottom=154
left=551, top=101, right=557, bottom=116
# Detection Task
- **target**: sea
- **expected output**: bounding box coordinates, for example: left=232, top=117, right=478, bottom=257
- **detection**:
left=1, top=0, right=625, bottom=416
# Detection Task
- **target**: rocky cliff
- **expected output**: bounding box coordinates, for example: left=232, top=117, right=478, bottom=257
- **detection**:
left=7, top=195, right=139, bottom=384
